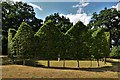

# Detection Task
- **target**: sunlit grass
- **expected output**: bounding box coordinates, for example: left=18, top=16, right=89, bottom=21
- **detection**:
left=37, top=60, right=112, bottom=68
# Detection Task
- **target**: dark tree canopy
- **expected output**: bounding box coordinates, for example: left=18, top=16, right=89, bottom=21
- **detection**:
left=44, top=13, right=73, bottom=33
left=35, top=20, right=69, bottom=67
left=2, top=1, right=118, bottom=67
left=92, top=28, right=110, bottom=60
left=1, top=1, right=43, bottom=54
left=66, top=21, right=87, bottom=38
left=66, top=21, right=88, bottom=67
left=35, top=20, right=68, bottom=59
left=87, top=8, right=120, bottom=47
left=2, top=1, right=43, bottom=31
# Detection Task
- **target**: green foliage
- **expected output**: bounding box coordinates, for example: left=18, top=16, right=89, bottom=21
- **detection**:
left=82, top=29, right=94, bottom=59
left=35, top=20, right=65, bottom=59
left=3, top=0, right=118, bottom=67
left=110, top=46, right=120, bottom=58
left=8, top=28, right=16, bottom=57
left=88, top=8, right=120, bottom=47
left=104, top=32, right=110, bottom=56
left=6, top=20, right=112, bottom=67
left=91, top=28, right=110, bottom=60
left=2, top=1, right=43, bottom=55
left=12, top=22, right=34, bottom=59
left=44, top=13, right=73, bottom=33
left=66, top=21, right=87, bottom=60
left=66, top=21, right=87, bottom=38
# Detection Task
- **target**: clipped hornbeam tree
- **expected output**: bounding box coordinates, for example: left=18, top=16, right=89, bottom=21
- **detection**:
left=8, top=28, right=16, bottom=63
left=92, top=28, right=110, bottom=66
left=35, top=20, right=65, bottom=67
left=12, top=22, right=34, bottom=65
left=92, top=28, right=103, bottom=67
left=99, top=30, right=110, bottom=64
left=83, top=29, right=95, bottom=67
left=66, top=21, right=87, bottom=68
left=61, top=34, right=71, bottom=68
left=102, top=32, right=110, bottom=64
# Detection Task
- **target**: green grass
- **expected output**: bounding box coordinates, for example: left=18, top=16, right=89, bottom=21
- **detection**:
left=106, top=58, right=120, bottom=62
left=37, top=60, right=112, bottom=68
left=2, top=59, right=118, bottom=78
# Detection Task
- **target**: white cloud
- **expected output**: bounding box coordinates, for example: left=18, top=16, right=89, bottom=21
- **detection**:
left=60, top=13, right=91, bottom=25
left=61, top=2, right=91, bottom=25
left=73, top=2, right=89, bottom=8
left=112, top=2, right=120, bottom=11
left=28, top=3, right=43, bottom=11
left=12, top=0, right=22, bottom=2
left=1, top=0, right=22, bottom=2
left=81, top=3, right=89, bottom=7
left=11, top=0, right=23, bottom=2
left=112, top=6, right=116, bottom=8
left=72, top=4, right=80, bottom=8
left=73, top=2, right=89, bottom=13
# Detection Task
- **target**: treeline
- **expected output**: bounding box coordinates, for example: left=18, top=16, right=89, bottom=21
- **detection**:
left=1, top=1, right=120, bottom=67
left=8, top=20, right=110, bottom=67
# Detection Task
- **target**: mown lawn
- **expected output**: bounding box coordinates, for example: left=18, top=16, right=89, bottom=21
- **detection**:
left=37, top=60, right=112, bottom=68
left=2, top=60, right=119, bottom=78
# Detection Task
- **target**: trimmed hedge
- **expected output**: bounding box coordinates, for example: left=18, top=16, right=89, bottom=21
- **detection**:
left=8, top=21, right=111, bottom=67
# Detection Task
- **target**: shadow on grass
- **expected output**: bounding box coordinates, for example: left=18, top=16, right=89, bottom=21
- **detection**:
left=36, top=60, right=120, bottom=72
left=104, top=59, right=120, bottom=72
left=14, top=60, right=45, bottom=67
left=25, top=63, right=119, bottom=72
left=31, top=59, right=119, bottom=72
left=39, top=66, right=114, bottom=72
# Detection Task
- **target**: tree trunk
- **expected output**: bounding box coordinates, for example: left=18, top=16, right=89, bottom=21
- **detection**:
left=77, top=59, right=79, bottom=68
left=11, top=55, right=14, bottom=64
left=110, top=31, right=112, bottom=50
left=63, top=58, right=65, bottom=68
left=90, top=58, right=92, bottom=67
left=23, top=59, right=25, bottom=65
left=58, top=57, right=60, bottom=62
left=63, top=53, right=65, bottom=68
left=104, top=57, right=106, bottom=65
left=48, top=59, right=50, bottom=67
left=97, top=60, right=99, bottom=67
left=58, top=54, right=60, bottom=62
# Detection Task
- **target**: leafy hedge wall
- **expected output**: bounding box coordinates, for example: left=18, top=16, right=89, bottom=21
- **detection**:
left=8, top=21, right=111, bottom=63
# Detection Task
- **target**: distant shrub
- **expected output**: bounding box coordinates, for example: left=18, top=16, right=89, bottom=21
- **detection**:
left=15, top=59, right=44, bottom=67
left=2, top=57, right=12, bottom=65
left=110, top=46, right=120, bottom=58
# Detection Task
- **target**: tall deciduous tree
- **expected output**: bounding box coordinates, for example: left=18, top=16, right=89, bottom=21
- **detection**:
left=84, top=29, right=95, bottom=67
left=88, top=8, right=120, bottom=48
left=92, top=28, right=110, bottom=66
left=1, top=1, right=43, bottom=55
left=61, top=34, right=71, bottom=68
left=8, top=28, right=16, bottom=63
left=44, top=13, right=73, bottom=33
left=12, top=22, right=34, bottom=65
left=66, top=21, right=87, bottom=68
left=35, top=20, right=65, bottom=67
